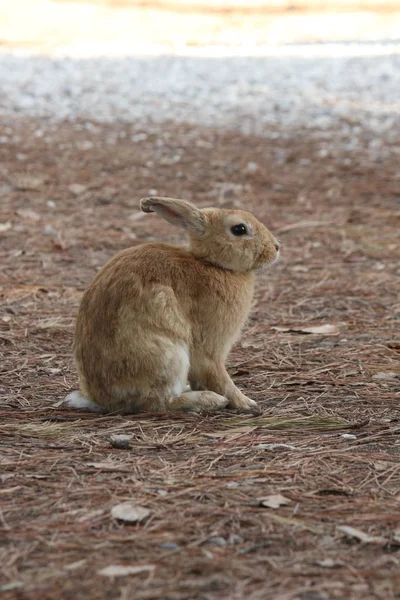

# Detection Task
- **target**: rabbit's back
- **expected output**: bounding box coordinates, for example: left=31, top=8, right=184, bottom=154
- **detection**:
left=74, top=244, right=193, bottom=407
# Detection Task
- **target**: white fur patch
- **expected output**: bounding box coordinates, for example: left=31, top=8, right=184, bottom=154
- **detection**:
left=64, top=391, right=104, bottom=413
left=172, top=344, right=190, bottom=397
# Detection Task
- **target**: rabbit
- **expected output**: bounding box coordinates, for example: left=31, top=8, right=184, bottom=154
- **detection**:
left=64, top=196, right=280, bottom=414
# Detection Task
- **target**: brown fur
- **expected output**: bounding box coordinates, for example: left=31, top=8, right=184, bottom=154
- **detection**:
left=65, top=197, right=279, bottom=414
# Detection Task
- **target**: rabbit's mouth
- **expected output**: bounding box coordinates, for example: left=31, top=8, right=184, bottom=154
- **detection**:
left=256, top=253, right=279, bottom=276
left=256, top=246, right=280, bottom=270
left=272, top=249, right=280, bottom=264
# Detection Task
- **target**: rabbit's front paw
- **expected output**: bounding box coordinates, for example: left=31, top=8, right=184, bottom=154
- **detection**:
left=227, top=395, right=260, bottom=414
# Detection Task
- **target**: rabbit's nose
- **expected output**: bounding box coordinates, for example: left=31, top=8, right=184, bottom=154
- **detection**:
left=274, top=240, right=281, bottom=252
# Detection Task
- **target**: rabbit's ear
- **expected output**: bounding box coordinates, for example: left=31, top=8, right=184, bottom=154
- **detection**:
left=140, top=197, right=206, bottom=235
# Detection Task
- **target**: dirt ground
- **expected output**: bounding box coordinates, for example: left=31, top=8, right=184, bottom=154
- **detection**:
left=0, top=118, right=400, bottom=600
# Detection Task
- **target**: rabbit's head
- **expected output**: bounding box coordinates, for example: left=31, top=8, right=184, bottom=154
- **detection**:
left=141, top=197, right=279, bottom=273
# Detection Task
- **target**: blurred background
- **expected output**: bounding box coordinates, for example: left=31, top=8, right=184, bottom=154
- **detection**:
left=1, top=0, right=400, bottom=54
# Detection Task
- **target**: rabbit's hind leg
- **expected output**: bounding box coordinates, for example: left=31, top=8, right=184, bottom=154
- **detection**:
left=168, top=390, right=228, bottom=413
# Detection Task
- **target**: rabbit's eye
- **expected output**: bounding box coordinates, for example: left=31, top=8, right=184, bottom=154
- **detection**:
left=230, top=224, right=247, bottom=236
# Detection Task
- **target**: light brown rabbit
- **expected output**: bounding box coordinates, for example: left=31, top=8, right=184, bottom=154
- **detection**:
left=65, top=197, right=280, bottom=414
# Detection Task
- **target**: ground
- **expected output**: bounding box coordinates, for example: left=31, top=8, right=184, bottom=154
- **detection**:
left=0, top=115, right=399, bottom=600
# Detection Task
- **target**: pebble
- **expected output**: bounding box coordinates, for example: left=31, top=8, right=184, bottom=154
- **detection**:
left=340, top=434, right=357, bottom=440
left=160, top=542, right=179, bottom=550
left=69, top=183, right=87, bottom=196
left=207, top=536, right=227, bottom=547
left=109, top=434, right=134, bottom=449
left=43, top=225, right=56, bottom=235
left=246, top=161, right=258, bottom=173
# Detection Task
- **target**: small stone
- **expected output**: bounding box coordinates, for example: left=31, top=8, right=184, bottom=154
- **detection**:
left=340, top=434, right=357, bottom=440
left=47, top=200, right=56, bottom=208
left=111, top=502, right=149, bottom=523
left=159, top=542, right=179, bottom=550
left=246, top=161, right=258, bottom=173
left=69, top=183, right=87, bottom=196
left=226, top=482, right=239, bottom=489
left=110, top=434, right=133, bottom=449
left=44, top=225, right=56, bottom=235
left=207, top=536, right=227, bottom=547
left=315, top=558, right=342, bottom=568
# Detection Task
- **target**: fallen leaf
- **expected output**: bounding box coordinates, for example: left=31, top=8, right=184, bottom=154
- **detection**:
left=0, top=221, right=12, bottom=232
left=0, top=582, right=23, bottom=592
left=51, top=399, right=65, bottom=408
left=77, top=509, right=104, bottom=523
left=374, top=461, right=396, bottom=471
left=292, top=265, right=309, bottom=273
left=111, top=502, right=150, bottom=523
left=241, top=340, right=265, bottom=349
left=64, top=559, right=87, bottom=571
left=204, top=426, right=255, bottom=439
left=16, top=208, right=41, bottom=221
left=256, top=443, right=296, bottom=451
left=87, top=461, right=125, bottom=470
left=11, top=173, right=45, bottom=190
left=271, top=324, right=339, bottom=336
left=372, top=372, right=399, bottom=380
left=98, top=565, right=154, bottom=577
left=337, top=525, right=386, bottom=544
left=259, top=494, right=292, bottom=509
left=51, top=240, right=66, bottom=251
